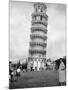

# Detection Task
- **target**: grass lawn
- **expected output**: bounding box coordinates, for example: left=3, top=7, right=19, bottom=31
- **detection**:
left=9, top=70, right=59, bottom=89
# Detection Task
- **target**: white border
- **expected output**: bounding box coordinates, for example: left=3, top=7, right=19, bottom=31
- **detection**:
left=0, top=0, right=67, bottom=90
left=10, top=0, right=67, bottom=4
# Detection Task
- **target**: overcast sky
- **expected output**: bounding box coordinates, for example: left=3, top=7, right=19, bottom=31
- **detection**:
left=9, top=1, right=66, bottom=61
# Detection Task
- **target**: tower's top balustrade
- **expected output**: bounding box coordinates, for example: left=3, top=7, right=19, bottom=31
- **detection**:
left=32, top=13, right=48, bottom=20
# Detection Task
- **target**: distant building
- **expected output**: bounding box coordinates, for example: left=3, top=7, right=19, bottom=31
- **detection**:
left=28, top=3, right=48, bottom=71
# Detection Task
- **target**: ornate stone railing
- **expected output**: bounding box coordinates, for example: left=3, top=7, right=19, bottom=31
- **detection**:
left=31, top=19, right=48, bottom=27
left=30, top=42, right=47, bottom=48
left=31, top=26, right=47, bottom=34
left=30, top=34, right=47, bottom=41
left=29, top=49, right=46, bottom=55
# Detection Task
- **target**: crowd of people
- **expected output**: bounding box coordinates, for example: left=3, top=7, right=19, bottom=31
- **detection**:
left=9, top=62, right=21, bottom=82
left=9, top=61, right=28, bottom=82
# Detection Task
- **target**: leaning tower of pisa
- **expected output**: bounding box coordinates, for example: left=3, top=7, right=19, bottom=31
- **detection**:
left=28, top=3, right=48, bottom=71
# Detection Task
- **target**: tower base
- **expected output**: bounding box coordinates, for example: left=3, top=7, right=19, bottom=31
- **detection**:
left=27, top=57, right=46, bottom=71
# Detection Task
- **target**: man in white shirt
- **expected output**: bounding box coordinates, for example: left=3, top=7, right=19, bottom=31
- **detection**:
left=16, top=67, right=21, bottom=78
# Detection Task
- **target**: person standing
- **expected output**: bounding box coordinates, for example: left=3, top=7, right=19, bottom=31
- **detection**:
left=58, top=59, right=66, bottom=86
left=16, top=67, right=21, bottom=79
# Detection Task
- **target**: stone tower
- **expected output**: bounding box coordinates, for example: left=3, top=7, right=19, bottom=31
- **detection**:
left=28, top=3, right=48, bottom=71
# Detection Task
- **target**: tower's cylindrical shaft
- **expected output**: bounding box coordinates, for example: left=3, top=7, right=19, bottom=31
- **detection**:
left=28, top=3, right=48, bottom=71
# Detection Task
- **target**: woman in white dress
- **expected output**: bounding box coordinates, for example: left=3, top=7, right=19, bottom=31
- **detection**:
left=58, top=59, right=66, bottom=86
